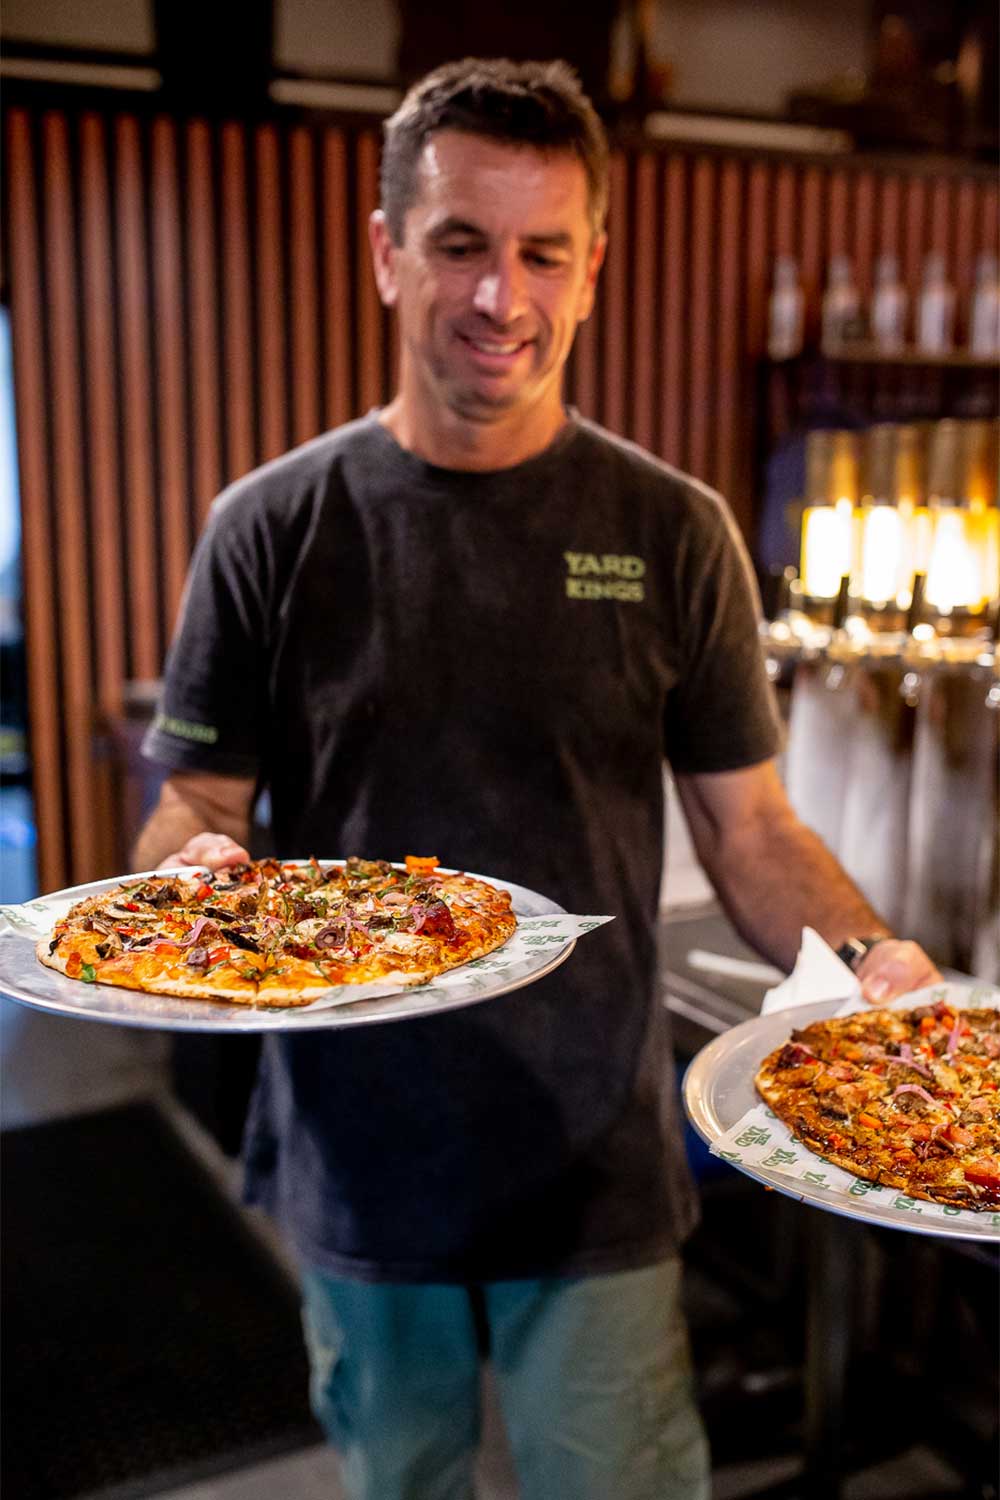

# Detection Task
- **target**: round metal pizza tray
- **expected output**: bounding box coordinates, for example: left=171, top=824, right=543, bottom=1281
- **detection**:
left=0, top=866, right=575, bottom=1033
left=684, top=992, right=1000, bottom=1242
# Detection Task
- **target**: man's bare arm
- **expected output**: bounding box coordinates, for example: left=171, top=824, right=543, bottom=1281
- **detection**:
left=674, top=759, right=941, bottom=1003
left=132, top=772, right=256, bottom=871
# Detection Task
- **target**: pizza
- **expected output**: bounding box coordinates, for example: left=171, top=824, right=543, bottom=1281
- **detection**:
left=37, top=856, right=517, bottom=1008
left=755, top=1000, right=1000, bottom=1211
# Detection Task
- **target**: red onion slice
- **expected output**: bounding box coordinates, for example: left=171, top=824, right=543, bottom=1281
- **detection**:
left=891, top=1083, right=938, bottom=1107
left=177, top=916, right=213, bottom=948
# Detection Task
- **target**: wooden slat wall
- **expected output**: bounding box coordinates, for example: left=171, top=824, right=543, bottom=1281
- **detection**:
left=5, top=104, right=998, bottom=891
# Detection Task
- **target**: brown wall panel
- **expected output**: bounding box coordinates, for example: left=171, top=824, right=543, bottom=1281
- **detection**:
left=799, top=166, right=824, bottom=345
left=79, top=113, right=126, bottom=717
left=151, top=116, right=191, bottom=630
left=220, top=122, right=256, bottom=482
left=321, top=129, right=352, bottom=431
left=601, top=152, right=628, bottom=438
left=43, top=112, right=103, bottom=884
left=658, top=154, right=687, bottom=468
left=255, top=124, right=289, bottom=463
left=7, top=110, right=67, bottom=894
left=715, top=159, right=743, bottom=519
left=116, top=114, right=160, bottom=682
left=355, top=132, right=384, bottom=413
left=687, top=156, right=716, bottom=482
left=631, top=152, right=657, bottom=453
left=6, top=101, right=997, bottom=889
left=289, top=127, right=321, bottom=447
left=186, top=119, right=224, bottom=522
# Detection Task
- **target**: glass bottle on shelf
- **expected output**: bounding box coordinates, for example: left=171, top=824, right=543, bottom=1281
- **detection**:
left=767, top=256, right=805, bottom=360
left=969, top=253, right=1000, bottom=357
left=821, top=256, right=863, bottom=350
left=915, top=252, right=956, bottom=355
left=870, top=253, right=908, bottom=353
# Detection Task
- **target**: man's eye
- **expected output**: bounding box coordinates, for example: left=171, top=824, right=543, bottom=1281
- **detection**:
left=439, top=242, right=480, bottom=259
left=525, top=251, right=566, bottom=270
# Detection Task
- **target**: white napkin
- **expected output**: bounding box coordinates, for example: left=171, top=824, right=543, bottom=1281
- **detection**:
left=760, top=926, right=859, bottom=1014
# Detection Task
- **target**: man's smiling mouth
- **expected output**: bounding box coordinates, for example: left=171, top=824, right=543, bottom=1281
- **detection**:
left=459, top=334, right=532, bottom=356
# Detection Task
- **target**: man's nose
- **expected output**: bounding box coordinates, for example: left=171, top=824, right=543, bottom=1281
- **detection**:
left=472, top=254, right=526, bottom=322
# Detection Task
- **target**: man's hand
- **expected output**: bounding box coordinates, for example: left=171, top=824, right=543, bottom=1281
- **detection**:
left=156, top=831, right=251, bottom=872
left=855, top=939, right=943, bottom=1006
left=133, top=771, right=255, bottom=872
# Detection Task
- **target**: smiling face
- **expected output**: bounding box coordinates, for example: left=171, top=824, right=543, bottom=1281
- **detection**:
left=370, top=129, right=606, bottom=466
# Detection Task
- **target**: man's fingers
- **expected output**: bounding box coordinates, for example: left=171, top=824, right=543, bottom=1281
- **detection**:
left=856, top=939, right=943, bottom=1005
left=156, top=832, right=251, bottom=872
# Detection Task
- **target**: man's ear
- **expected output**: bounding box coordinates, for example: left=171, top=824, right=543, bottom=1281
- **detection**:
left=577, top=231, right=607, bottom=324
left=369, top=210, right=399, bottom=308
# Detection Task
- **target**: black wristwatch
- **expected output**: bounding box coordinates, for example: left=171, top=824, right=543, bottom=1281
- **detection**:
left=836, top=936, right=888, bottom=972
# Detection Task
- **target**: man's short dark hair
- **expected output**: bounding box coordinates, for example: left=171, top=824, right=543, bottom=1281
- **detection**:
left=381, top=57, right=609, bottom=244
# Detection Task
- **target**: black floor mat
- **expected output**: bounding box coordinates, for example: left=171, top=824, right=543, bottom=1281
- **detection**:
left=2, top=1101, right=322, bottom=1500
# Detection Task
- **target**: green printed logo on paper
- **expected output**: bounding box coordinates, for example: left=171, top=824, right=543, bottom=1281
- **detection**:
left=564, top=552, right=646, bottom=603
left=735, top=1125, right=771, bottom=1148
left=849, top=1179, right=883, bottom=1197
left=892, top=1196, right=922, bottom=1213
left=762, top=1147, right=798, bottom=1168
left=719, top=1151, right=743, bottom=1162
left=154, top=712, right=219, bottom=746
left=524, top=935, right=564, bottom=947
left=803, top=1171, right=828, bottom=1186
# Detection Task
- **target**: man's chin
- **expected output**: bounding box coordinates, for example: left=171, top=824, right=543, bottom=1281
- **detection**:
left=448, top=384, right=528, bottom=420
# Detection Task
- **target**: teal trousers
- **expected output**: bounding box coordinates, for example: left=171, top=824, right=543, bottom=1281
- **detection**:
left=300, top=1257, right=710, bottom=1500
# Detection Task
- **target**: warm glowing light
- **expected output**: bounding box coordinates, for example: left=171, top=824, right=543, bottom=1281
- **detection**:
left=859, top=505, right=903, bottom=604
left=801, top=505, right=853, bottom=598
left=970, top=507, right=999, bottom=604
left=925, top=509, right=987, bottom=612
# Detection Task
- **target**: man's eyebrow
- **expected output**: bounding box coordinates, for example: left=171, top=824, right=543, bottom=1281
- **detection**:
left=522, top=232, right=574, bottom=250
left=427, top=218, right=485, bottom=241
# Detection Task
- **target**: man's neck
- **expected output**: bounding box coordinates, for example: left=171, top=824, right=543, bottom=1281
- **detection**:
left=378, top=393, right=568, bottom=472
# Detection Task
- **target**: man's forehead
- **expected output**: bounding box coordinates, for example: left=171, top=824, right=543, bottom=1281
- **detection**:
left=410, top=130, right=590, bottom=229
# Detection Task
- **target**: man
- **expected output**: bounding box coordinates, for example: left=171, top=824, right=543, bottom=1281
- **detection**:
left=136, top=59, right=939, bottom=1500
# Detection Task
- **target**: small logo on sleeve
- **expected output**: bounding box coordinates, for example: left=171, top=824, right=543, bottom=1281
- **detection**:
left=153, top=712, right=219, bottom=745
left=564, top=552, right=646, bottom=602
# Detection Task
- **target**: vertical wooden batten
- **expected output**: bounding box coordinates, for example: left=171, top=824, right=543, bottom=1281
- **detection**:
left=151, top=115, right=191, bottom=632
left=220, top=121, right=256, bottom=483
left=7, top=109, right=67, bottom=893
left=42, top=112, right=99, bottom=885
left=321, top=129, right=352, bottom=432
left=254, top=123, right=289, bottom=464
left=289, top=127, right=321, bottom=447
left=186, top=119, right=224, bottom=524
left=115, top=113, right=160, bottom=684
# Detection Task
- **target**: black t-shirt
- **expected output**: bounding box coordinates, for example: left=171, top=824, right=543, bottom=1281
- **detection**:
left=143, top=411, right=781, bottom=1281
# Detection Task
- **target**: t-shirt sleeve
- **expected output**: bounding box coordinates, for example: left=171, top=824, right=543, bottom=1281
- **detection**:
left=662, top=491, right=782, bottom=775
left=141, top=496, right=268, bottom=778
